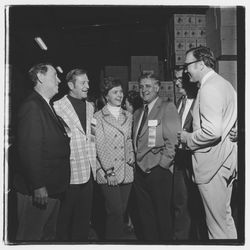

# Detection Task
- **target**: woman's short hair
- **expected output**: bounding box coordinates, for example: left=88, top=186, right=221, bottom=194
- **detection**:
left=102, top=76, right=122, bottom=96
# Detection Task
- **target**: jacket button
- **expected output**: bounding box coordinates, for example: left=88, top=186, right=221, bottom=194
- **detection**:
left=114, top=146, right=117, bottom=149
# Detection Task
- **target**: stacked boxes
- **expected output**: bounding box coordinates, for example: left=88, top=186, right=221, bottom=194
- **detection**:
left=174, top=14, right=207, bottom=65
left=206, top=7, right=237, bottom=89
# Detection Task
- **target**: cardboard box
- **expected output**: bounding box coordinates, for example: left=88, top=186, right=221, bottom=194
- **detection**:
left=175, top=26, right=184, bottom=38
left=175, top=52, right=185, bottom=65
left=185, top=38, right=196, bottom=51
left=175, top=39, right=186, bottom=51
left=197, top=39, right=207, bottom=47
left=185, top=14, right=196, bottom=25
left=128, top=81, right=139, bottom=92
left=195, top=15, right=206, bottom=26
left=174, top=14, right=185, bottom=25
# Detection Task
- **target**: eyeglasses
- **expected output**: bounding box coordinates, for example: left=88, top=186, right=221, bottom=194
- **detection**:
left=183, top=60, right=201, bottom=69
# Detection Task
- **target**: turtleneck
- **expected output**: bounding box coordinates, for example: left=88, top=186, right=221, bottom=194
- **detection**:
left=67, top=94, right=86, bottom=132
left=107, top=103, right=121, bottom=120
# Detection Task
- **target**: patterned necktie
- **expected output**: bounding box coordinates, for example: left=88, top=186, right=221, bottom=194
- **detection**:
left=179, top=96, right=187, bottom=120
left=136, top=104, right=148, bottom=143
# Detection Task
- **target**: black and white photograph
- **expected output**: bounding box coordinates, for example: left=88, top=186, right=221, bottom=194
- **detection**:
left=1, top=0, right=246, bottom=247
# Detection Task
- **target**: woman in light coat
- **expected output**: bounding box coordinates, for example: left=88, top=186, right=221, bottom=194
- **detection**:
left=94, top=77, right=134, bottom=240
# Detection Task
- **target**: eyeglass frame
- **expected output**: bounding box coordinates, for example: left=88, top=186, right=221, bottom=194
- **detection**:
left=182, top=60, right=201, bottom=69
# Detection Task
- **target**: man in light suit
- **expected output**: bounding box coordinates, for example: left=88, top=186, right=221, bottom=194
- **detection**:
left=53, top=68, right=96, bottom=241
left=177, top=46, right=237, bottom=239
left=14, top=63, right=70, bottom=240
left=173, top=68, right=207, bottom=240
left=133, top=72, right=181, bottom=241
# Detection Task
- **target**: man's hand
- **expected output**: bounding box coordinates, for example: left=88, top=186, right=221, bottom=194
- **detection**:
left=107, top=175, right=118, bottom=186
left=229, top=127, right=238, bottom=142
left=33, top=186, right=48, bottom=207
left=177, top=130, right=188, bottom=145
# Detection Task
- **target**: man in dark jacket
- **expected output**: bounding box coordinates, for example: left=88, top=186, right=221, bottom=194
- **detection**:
left=13, top=63, right=70, bottom=241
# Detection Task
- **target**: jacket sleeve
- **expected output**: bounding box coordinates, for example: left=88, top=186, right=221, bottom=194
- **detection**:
left=185, top=84, right=223, bottom=150
left=17, top=101, right=45, bottom=191
left=94, top=113, right=114, bottom=172
left=159, top=102, right=181, bottom=168
left=127, top=114, right=135, bottom=162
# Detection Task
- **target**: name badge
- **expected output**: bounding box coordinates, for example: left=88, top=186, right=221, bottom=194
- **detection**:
left=148, top=120, right=158, bottom=127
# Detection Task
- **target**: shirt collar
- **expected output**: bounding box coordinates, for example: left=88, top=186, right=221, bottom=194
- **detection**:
left=200, top=70, right=215, bottom=87
left=146, top=96, right=159, bottom=113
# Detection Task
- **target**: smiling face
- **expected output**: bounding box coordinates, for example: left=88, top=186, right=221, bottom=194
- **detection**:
left=69, top=73, right=89, bottom=99
left=139, top=78, right=159, bottom=104
left=106, top=85, right=123, bottom=107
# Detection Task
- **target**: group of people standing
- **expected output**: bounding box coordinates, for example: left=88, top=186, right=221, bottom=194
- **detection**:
left=12, top=46, right=238, bottom=242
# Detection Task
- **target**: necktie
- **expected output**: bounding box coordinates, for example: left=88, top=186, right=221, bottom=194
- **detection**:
left=179, top=97, right=187, bottom=120
left=136, top=104, right=148, bottom=143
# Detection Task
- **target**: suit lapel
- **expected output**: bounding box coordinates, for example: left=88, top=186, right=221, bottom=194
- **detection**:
left=60, top=96, right=85, bottom=134
left=183, top=99, right=195, bottom=129
left=34, top=91, right=66, bottom=133
left=86, top=101, right=93, bottom=137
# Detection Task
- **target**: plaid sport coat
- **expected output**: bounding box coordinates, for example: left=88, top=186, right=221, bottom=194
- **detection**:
left=94, top=105, right=134, bottom=184
left=54, top=95, right=96, bottom=184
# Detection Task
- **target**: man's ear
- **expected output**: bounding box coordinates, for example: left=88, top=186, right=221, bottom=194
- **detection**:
left=37, top=72, right=44, bottom=83
left=68, top=81, right=74, bottom=90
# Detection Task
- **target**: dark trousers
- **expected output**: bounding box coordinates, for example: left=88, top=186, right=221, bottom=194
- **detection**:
left=56, top=175, right=93, bottom=241
left=173, top=150, right=192, bottom=240
left=173, top=149, right=208, bottom=241
left=134, top=165, right=173, bottom=241
left=100, top=183, right=132, bottom=240
left=16, top=192, right=60, bottom=241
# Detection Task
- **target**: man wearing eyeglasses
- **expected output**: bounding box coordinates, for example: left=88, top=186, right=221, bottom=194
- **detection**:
left=53, top=69, right=96, bottom=241
left=172, top=67, right=207, bottom=240
left=177, top=46, right=237, bottom=239
left=133, top=72, right=181, bottom=241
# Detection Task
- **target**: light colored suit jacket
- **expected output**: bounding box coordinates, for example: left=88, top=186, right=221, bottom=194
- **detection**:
left=54, top=95, right=96, bottom=184
left=184, top=71, right=237, bottom=184
left=133, top=97, right=181, bottom=172
left=94, top=105, right=134, bottom=184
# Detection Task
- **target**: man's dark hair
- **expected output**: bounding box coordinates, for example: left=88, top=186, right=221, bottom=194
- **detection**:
left=66, top=68, right=87, bottom=85
left=186, top=46, right=216, bottom=69
left=28, top=62, right=53, bottom=87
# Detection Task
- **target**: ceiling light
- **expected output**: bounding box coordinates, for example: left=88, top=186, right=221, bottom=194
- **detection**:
left=34, top=37, right=48, bottom=50
left=56, top=66, right=63, bottom=73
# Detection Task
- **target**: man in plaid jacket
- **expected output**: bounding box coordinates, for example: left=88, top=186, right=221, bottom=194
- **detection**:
left=53, top=68, right=96, bottom=241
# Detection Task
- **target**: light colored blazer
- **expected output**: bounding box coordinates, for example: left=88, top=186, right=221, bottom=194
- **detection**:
left=94, top=105, right=134, bottom=184
left=54, top=95, right=96, bottom=184
left=184, top=71, right=237, bottom=184
left=133, top=97, right=181, bottom=172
